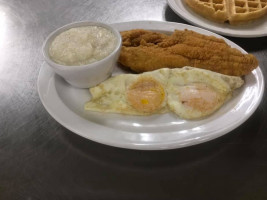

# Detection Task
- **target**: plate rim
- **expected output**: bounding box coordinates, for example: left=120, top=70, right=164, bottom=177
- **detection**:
left=38, top=20, right=265, bottom=150
left=167, top=0, right=267, bottom=38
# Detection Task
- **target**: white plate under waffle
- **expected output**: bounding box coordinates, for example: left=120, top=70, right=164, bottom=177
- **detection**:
left=167, top=0, right=267, bottom=38
left=38, top=21, right=264, bottom=150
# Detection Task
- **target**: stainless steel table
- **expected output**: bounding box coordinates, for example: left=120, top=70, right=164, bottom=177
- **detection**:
left=0, top=0, right=266, bottom=199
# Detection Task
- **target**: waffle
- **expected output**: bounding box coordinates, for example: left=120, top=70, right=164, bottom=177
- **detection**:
left=229, top=0, right=267, bottom=24
left=185, top=0, right=228, bottom=23
left=185, top=0, right=267, bottom=24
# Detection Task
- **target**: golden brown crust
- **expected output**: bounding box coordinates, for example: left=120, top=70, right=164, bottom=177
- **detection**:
left=118, top=29, right=258, bottom=76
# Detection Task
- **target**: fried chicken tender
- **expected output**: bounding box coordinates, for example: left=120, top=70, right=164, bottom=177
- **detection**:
left=118, top=29, right=258, bottom=76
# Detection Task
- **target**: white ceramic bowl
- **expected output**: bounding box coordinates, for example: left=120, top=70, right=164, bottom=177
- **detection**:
left=42, top=21, right=122, bottom=88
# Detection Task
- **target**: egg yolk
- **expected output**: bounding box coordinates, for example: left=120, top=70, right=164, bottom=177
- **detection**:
left=178, top=83, right=223, bottom=112
left=127, top=78, right=165, bottom=113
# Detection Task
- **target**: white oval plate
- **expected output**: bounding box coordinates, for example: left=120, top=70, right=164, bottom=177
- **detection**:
left=38, top=21, right=264, bottom=150
left=167, top=0, right=267, bottom=38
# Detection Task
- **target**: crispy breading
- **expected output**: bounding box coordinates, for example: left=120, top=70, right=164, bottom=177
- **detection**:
left=118, top=29, right=258, bottom=76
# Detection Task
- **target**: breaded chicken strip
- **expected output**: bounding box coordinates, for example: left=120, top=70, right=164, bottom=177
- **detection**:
left=118, top=29, right=258, bottom=76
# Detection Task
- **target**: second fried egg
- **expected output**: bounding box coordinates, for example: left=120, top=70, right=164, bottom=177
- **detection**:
left=167, top=67, right=244, bottom=119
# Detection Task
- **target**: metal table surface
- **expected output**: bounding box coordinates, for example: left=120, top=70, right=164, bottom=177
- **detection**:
left=0, top=0, right=266, bottom=199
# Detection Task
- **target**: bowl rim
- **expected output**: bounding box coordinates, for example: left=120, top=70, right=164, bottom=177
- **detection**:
left=42, top=21, right=122, bottom=71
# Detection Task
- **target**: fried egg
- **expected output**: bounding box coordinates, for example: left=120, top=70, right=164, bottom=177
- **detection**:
left=167, top=67, right=244, bottom=119
left=84, top=68, right=170, bottom=115
left=84, top=67, right=244, bottom=119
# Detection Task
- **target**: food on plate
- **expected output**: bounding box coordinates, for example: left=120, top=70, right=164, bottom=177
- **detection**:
left=49, top=26, right=118, bottom=66
left=185, top=0, right=228, bottom=23
left=84, top=67, right=244, bottom=119
left=167, top=67, right=244, bottom=119
left=118, top=29, right=258, bottom=76
left=184, top=0, right=267, bottom=24
left=85, top=68, right=170, bottom=116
